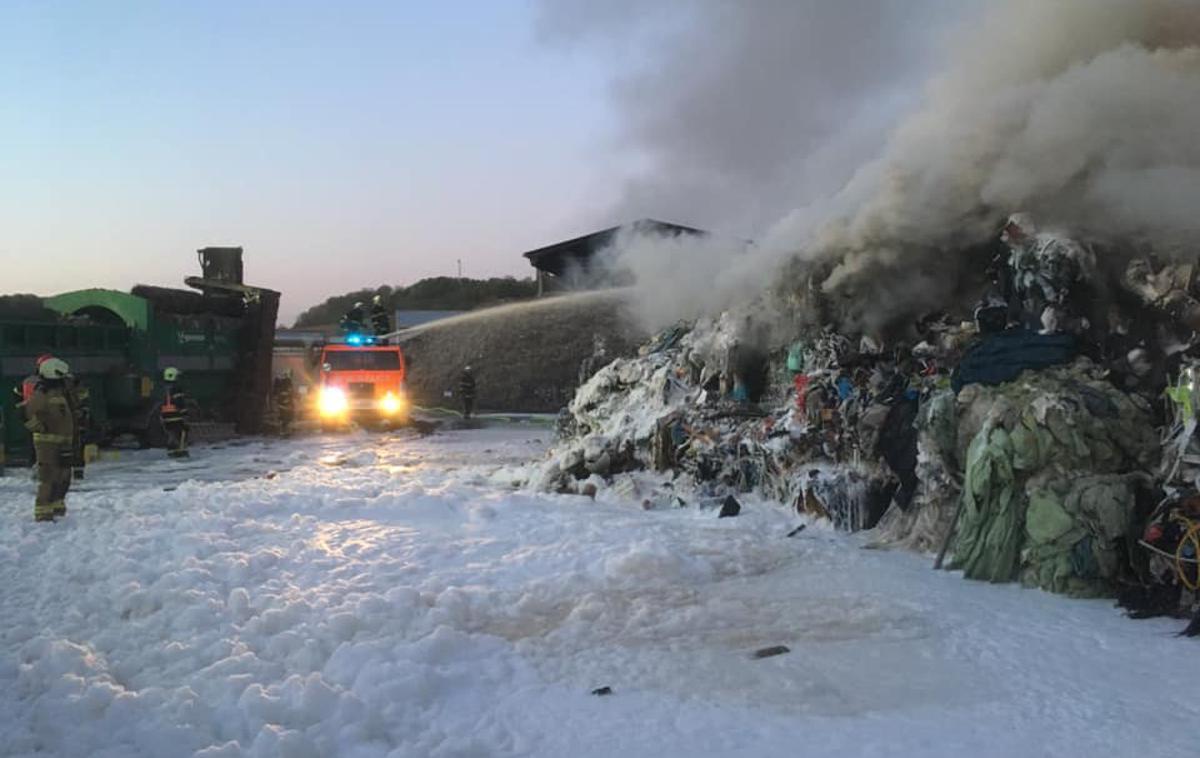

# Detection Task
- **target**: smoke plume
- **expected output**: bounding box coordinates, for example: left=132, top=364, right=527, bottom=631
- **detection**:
left=548, top=0, right=1200, bottom=337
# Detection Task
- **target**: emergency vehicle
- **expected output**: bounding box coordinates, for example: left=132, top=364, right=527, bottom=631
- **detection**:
left=315, top=335, right=408, bottom=429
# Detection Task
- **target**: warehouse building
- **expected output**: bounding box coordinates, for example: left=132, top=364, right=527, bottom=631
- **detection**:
left=522, top=219, right=705, bottom=295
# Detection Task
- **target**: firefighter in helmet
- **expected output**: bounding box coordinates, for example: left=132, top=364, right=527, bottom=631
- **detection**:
left=457, top=365, right=477, bottom=420
left=160, top=367, right=190, bottom=458
left=370, top=294, right=391, bottom=344
left=24, top=357, right=77, bottom=521
left=341, top=301, right=366, bottom=335
left=273, top=370, right=298, bottom=437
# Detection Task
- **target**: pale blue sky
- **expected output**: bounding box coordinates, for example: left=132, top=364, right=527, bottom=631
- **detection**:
left=0, top=1, right=626, bottom=321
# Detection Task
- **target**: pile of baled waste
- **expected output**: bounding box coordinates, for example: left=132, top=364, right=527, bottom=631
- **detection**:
left=527, top=214, right=1200, bottom=635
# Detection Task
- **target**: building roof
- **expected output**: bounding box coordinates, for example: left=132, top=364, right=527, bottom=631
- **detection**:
left=522, top=219, right=706, bottom=277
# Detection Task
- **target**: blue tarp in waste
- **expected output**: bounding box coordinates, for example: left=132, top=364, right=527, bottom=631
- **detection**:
left=951, top=330, right=1078, bottom=393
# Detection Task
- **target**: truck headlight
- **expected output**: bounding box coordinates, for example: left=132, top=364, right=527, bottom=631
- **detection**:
left=319, top=387, right=348, bottom=416
left=380, top=392, right=403, bottom=415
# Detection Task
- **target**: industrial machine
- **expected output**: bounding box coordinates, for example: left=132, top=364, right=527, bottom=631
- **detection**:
left=0, top=247, right=279, bottom=464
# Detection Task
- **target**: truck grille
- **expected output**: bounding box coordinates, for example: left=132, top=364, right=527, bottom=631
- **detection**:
left=347, top=382, right=375, bottom=399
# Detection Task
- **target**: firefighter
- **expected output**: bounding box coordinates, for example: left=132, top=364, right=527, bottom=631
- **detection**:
left=24, top=357, right=76, bottom=522
left=273, top=370, right=297, bottom=437
left=370, top=295, right=391, bottom=343
left=160, top=367, right=190, bottom=458
left=341, top=301, right=366, bottom=335
left=457, top=365, right=477, bottom=420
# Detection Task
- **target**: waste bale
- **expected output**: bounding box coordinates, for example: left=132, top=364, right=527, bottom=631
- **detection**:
left=1122, top=257, right=1200, bottom=333
left=1021, top=474, right=1142, bottom=596
left=1126, top=361, right=1200, bottom=627
left=1003, top=216, right=1097, bottom=334
left=1136, top=493, right=1200, bottom=602
left=951, top=329, right=1078, bottom=393
left=948, top=360, right=1158, bottom=590
left=875, top=395, right=920, bottom=510
left=870, top=388, right=962, bottom=552
left=954, top=419, right=1023, bottom=582
left=1161, top=361, right=1200, bottom=487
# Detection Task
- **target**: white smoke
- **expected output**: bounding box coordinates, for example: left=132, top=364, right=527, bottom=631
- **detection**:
left=553, top=0, right=1200, bottom=336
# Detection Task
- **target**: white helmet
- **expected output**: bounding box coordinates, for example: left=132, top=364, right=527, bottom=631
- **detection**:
left=163, top=367, right=180, bottom=382
left=373, top=294, right=383, bottom=305
left=39, top=357, right=70, bottom=380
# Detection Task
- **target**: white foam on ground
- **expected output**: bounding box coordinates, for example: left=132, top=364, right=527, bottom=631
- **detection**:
left=2, top=425, right=1197, bottom=757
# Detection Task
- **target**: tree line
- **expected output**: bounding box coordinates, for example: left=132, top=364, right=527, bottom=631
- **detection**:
left=0, top=295, right=61, bottom=321
left=291, top=276, right=539, bottom=328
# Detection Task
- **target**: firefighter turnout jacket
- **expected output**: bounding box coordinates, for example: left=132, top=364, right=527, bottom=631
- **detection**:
left=24, top=380, right=77, bottom=520
left=24, top=381, right=75, bottom=443
left=161, top=383, right=187, bottom=423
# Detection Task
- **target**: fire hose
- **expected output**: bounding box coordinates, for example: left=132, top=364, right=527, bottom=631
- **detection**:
left=1176, top=519, right=1200, bottom=591
left=1137, top=516, right=1200, bottom=591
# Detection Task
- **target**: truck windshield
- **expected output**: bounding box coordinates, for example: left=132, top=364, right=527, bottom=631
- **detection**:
left=325, top=351, right=401, bottom=371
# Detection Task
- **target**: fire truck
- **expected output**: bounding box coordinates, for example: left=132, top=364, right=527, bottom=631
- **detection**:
left=315, top=335, right=408, bottom=429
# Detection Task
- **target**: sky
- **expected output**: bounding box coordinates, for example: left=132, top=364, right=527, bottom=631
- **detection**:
left=0, top=0, right=628, bottom=322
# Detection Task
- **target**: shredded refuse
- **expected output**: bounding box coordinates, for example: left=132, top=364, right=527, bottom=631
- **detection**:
left=532, top=216, right=1200, bottom=633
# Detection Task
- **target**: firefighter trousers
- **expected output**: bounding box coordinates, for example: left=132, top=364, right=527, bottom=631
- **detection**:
left=164, top=419, right=189, bottom=457
left=277, top=409, right=294, bottom=436
left=34, top=441, right=71, bottom=520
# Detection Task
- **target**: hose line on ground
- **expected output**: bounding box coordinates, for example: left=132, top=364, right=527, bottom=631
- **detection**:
left=1175, top=519, right=1200, bottom=591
